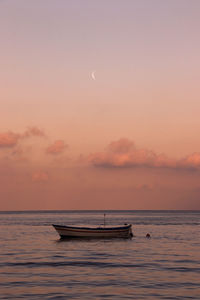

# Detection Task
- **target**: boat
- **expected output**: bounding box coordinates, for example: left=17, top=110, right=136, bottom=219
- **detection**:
left=52, top=224, right=133, bottom=239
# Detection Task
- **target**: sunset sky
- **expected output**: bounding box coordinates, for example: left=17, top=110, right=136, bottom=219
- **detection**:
left=1, top=0, right=200, bottom=210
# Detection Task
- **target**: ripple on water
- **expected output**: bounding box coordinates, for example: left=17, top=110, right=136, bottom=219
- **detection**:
left=0, top=211, right=200, bottom=299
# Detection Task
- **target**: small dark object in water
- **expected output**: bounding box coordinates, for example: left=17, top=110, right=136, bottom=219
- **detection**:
left=146, top=233, right=151, bottom=238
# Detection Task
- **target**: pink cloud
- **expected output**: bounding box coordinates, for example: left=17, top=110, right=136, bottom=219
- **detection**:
left=32, top=171, right=49, bottom=182
left=89, top=138, right=175, bottom=168
left=179, top=153, right=200, bottom=169
left=0, top=131, right=21, bottom=148
left=23, top=126, right=45, bottom=138
left=0, top=126, right=45, bottom=149
left=46, top=140, right=68, bottom=155
left=108, top=138, right=135, bottom=153
left=89, top=138, right=181, bottom=169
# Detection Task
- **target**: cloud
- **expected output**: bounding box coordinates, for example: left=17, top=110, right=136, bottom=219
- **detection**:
left=23, top=126, right=46, bottom=138
left=89, top=138, right=200, bottom=170
left=0, top=131, right=21, bottom=148
left=108, top=138, right=135, bottom=153
left=32, top=171, right=49, bottom=182
left=46, top=140, right=68, bottom=155
left=179, top=153, right=200, bottom=170
left=0, top=127, right=45, bottom=149
left=89, top=138, right=175, bottom=169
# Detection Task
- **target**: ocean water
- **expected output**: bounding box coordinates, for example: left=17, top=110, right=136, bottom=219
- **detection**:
left=0, top=210, right=199, bottom=299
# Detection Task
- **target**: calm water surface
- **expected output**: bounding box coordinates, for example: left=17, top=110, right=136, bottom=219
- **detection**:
left=0, top=210, right=199, bottom=299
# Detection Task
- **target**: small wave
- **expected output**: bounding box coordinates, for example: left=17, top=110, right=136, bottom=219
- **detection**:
left=163, top=266, right=200, bottom=273
left=2, top=261, right=123, bottom=268
left=2, top=261, right=200, bottom=273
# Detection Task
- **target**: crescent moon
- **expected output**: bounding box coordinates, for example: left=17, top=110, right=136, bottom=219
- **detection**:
left=91, top=71, right=96, bottom=80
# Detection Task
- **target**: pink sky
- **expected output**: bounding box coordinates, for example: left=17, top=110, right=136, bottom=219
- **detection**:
left=0, top=0, right=200, bottom=210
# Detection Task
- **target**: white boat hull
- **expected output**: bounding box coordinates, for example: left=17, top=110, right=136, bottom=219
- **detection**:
left=52, top=224, right=133, bottom=239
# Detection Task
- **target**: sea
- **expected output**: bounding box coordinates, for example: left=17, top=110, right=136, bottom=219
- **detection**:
left=0, top=210, right=199, bottom=299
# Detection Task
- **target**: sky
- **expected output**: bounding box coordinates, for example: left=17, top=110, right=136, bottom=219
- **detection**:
left=0, top=0, right=200, bottom=210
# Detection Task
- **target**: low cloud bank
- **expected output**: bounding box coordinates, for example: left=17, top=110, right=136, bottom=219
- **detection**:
left=89, top=138, right=200, bottom=170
